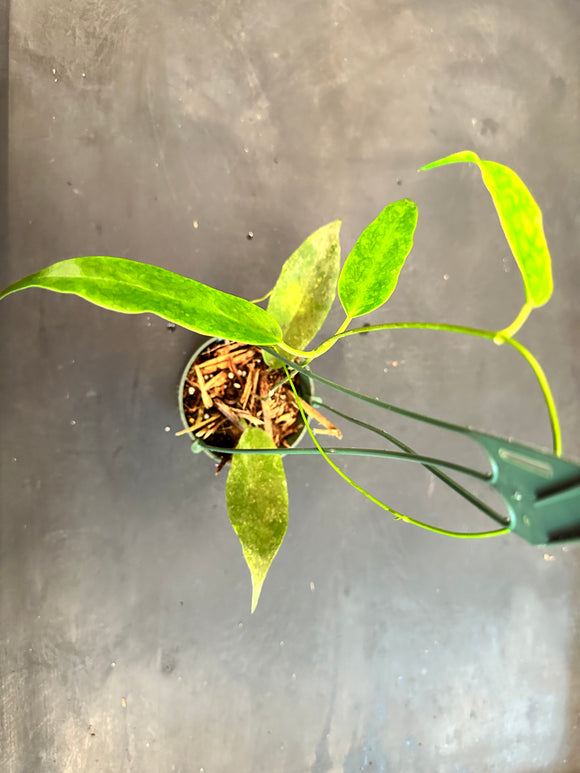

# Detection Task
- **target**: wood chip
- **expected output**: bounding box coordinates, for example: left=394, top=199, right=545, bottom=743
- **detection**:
left=194, top=364, right=213, bottom=409
left=259, top=373, right=274, bottom=440
left=228, top=354, right=242, bottom=380
left=297, top=397, right=342, bottom=439
left=198, top=347, right=254, bottom=372
left=175, top=414, right=216, bottom=436
left=214, top=399, right=246, bottom=432
left=204, top=370, right=229, bottom=392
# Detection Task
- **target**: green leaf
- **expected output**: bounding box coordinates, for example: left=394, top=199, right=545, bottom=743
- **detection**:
left=338, top=199, right=418, bottom=318
left=225, top=427, right=289, bottom=612
left=420, top=151, right=553, bottom=311
left=0, top=256, right=283, bottom=346
left=267, top=220, right=342, bottom=352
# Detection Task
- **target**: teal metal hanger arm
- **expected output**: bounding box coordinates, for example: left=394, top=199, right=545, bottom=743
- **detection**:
left=263, top=348, right=580, bottom=546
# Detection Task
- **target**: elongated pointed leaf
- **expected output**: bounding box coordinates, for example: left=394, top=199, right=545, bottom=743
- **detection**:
left=420, top=151, right=553, bottom=308
left=225, top=428, right=288, bottom=612
left=338, top=199, right=418, bottom=318
left=267, top=220, right=342, bottom=351
left=0, top=256, right=283, bottom=345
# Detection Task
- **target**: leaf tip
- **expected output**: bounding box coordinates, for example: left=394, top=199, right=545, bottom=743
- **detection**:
left=419, top=150, right=481, bottom=173
left=250, top=575, right=266, bottom=613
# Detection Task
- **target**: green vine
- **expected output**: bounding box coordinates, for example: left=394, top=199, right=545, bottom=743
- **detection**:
left=283, top=366, right=512, bottom=540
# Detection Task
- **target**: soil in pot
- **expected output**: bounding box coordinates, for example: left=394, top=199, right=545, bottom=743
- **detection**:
left=180, top=339, right=313, bottom=467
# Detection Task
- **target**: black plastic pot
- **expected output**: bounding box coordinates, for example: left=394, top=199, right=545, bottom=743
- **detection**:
left=178, top=338, right=314, bottom=460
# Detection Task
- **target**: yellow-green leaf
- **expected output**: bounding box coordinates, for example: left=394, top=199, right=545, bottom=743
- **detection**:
left=338, top=199, right=418, bottom=318
left=267, top=220, right=342, bottom=353
left=420, top=151, right=553, bottom=312
left=0, top=256, right=283, bottom=345
left=225, top=428, right=288, bottom=612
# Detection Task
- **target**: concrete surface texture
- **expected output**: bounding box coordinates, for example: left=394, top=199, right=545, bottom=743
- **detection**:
left=1, top=0, right=579, bottom=771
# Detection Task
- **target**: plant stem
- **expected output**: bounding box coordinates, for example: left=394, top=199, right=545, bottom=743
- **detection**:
left=273, top=341, right=311, bottom=360
left=281, top=366, right=512, bottom=540
left=305, top=315, right=353, bottom=360
left=498, top=302, right=532, bottom=339
left=274, top=315, right=353, bottom=364
left=312, top=321, right=562, bottom=455
left=250, top=288, right=274, bottom=304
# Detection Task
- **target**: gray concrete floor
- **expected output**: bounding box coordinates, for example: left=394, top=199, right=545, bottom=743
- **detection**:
left=1, top=1, right=579, bottom=771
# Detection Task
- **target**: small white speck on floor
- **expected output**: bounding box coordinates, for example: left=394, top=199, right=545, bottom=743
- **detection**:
left=443, top=274, right=450, bottom=280
left=291, top=673, right=297, bottom=680
left=52, top=67, right=56, bottom=75
left=164, top=426, right=171, bottom=432
left=70, top=420, right=76, bottom=426
left=111, top=661, right=116, bottom=668
left=82, top=72, right=86, bottom=78
left=309, top=581, right=315, bottom=592
left=279, top=640, right=285, bottom=647
left=154, top=161, right=159, bottom=168
left=193, top=220, right=199, bottom=229
left=12, top=457, right=17, bottom=463
left=544, top=553, right=555, bottom=561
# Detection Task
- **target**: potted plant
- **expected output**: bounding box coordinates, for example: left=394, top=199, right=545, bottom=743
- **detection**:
left=1, top=151, right=571, bottom=611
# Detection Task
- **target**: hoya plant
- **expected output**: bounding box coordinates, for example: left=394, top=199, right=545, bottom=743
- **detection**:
left=1, top=151, right=564, bottom=611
